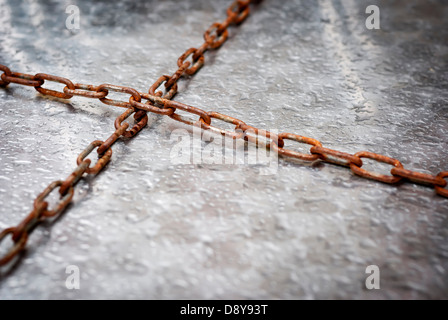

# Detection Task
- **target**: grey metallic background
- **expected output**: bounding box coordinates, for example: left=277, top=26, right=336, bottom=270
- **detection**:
left=0, top=0, right=447, bottom=299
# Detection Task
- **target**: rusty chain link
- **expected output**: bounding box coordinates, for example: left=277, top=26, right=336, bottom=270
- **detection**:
left=0, top=0, right=447, bottom=266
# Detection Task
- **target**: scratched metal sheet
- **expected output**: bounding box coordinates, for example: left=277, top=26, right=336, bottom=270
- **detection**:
left=0, top=0, right=447, bottom=300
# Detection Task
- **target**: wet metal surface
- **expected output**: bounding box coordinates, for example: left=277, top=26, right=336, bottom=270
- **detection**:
left=0, top=0, right=448, bottom=299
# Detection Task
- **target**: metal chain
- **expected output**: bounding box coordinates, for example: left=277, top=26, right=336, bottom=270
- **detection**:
left=0, top=0, right=259, bottom=266
left=0, top=0, right=447, bottom=266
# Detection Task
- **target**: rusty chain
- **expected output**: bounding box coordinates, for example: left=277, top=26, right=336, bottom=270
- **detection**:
left=0, top=0, right=447, bottom=266
left=0, top=0, right=260, bottom=266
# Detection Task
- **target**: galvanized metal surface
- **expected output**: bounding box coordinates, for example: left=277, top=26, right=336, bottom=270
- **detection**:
left=0, top=0, right=447, bottom=299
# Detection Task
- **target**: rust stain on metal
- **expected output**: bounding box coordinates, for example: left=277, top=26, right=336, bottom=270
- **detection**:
left=435, top=172, right=448, bottom=197
left=77, top=141, right=112, bottom=175
left=271, top=132, right=321, bottom=161
left=33, top=73, right=75, bottom=99
left=350, top=151, right=403, bottom=184
left=64, top=83, right=108, bottom=99
left=310, top=146, right=363, bottom=167
left=391, top=167, right=447, bottom=187
left=201, top=111, right=246, bottom=139
left=1, top=71, right=44, bottom=87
